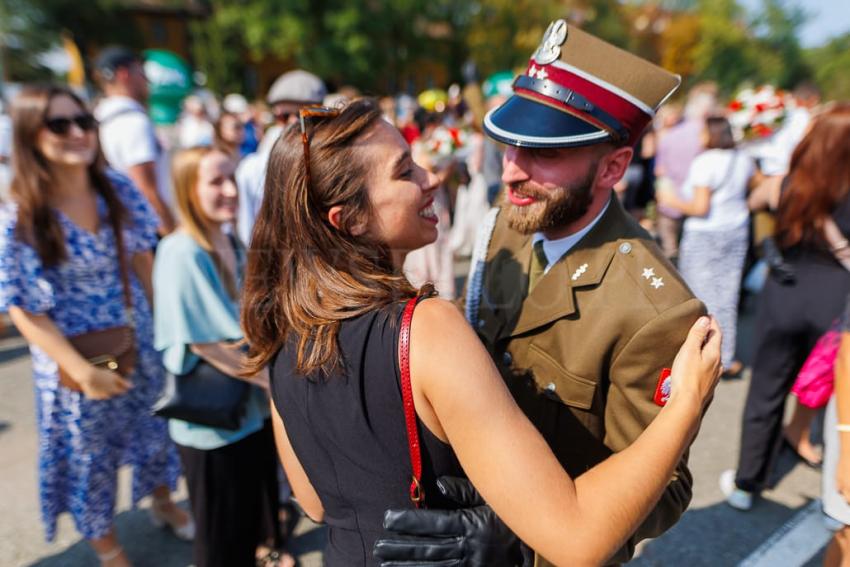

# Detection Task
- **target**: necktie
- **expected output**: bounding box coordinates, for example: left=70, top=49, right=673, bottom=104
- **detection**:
left=528, top=240, right=548, bottom=293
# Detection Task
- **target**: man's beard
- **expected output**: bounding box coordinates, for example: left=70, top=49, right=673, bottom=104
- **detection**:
left=504, top=161, right=598, bottom=235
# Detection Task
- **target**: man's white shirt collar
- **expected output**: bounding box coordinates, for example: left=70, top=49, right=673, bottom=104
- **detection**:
left=532, top=197, right=611, bottom=274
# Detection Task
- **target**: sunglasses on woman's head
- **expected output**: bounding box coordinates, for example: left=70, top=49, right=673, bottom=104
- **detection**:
left=44, top=113, right=98, bottom=136
left=299, top=106, right=341, bottom=191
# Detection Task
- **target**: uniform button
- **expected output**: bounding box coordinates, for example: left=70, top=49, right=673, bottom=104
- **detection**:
left=502, top=351, right=513, bottom=366
left=618, top=242, right=632, bottom=254
left=545, top=382, right=556, bottom=392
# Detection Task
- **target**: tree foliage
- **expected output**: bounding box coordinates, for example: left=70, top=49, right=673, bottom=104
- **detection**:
left=804, top=32, right=850, bottom=101
left=194, top=0, right=478, bottom=95
left=2, top=0, right=844, bottom=102
left=0, top=0, right=142, bottom=83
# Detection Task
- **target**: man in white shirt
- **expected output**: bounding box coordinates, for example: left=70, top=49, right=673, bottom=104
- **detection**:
left=94, top=47, right=176, bottom=234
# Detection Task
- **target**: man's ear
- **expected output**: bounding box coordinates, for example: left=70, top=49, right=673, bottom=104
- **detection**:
left=327, top=205, right=367, bottom=236
left=114, top=66, right=130, bottom=83
left=596, top=146, right=634, bottom=190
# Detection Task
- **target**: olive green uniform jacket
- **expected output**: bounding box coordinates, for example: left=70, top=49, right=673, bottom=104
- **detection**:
left=466, top=195, right=705, bottom=565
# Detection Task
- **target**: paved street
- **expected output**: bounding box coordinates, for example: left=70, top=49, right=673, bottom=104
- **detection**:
left=0, top=295, right=831, bottom=566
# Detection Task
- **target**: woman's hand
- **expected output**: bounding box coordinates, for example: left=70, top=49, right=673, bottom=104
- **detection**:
left=667, top=316, right=722, bottom=415
left=654, top=187, right=676, bottom=208
left=836, top=455, right=850, bottom=504
left=76, top=365, right=133, bottom=400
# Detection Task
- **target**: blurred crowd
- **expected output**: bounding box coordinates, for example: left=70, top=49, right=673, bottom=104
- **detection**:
left=1, top=40, right=850, bottom=567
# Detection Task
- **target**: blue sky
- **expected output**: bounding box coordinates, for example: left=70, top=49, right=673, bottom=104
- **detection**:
left=739, top=0, right=849, bottom=47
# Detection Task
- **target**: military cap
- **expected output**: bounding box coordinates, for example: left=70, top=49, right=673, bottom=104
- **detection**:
left=484, top=20, right=681, bottom=148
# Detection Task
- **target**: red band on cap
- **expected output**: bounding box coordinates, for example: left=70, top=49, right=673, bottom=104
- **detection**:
left=521, top=61, right=651, bottom=144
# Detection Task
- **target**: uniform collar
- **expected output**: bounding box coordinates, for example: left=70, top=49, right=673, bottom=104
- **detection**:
left=532, top=197, right=611, bottom=273
left=511, top=193, right=626, bottom=336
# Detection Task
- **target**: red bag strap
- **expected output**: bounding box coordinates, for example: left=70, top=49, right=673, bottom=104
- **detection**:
left=399, top=296, right=424, bottom=507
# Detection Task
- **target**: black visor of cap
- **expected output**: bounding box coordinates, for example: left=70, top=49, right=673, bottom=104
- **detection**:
left=483, top=94, right=612, bottom=148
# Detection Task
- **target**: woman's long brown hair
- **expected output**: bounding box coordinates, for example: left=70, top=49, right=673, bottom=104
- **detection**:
left=241, top=98, right=417, bottom=376
left=776, top=103, right=850, bottom=249
left=9, top=85, right=127, bottom=267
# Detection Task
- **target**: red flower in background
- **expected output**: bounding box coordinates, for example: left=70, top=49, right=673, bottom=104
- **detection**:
left=753, top=123, right=773, bottom=137
left=448, top=127, right=464, bottom=148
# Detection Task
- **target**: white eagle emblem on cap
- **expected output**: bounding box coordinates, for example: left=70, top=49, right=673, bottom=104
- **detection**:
left=533, top=19, right=568, bottom=65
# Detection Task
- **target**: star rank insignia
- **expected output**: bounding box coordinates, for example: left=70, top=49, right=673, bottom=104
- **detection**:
left=641, top=267, right=655, bottom=280
left=528, top=65, right=549, bottom=81
left=571, top=263, right=588, bottom=281
left=651, top=277, right=665, bottom=289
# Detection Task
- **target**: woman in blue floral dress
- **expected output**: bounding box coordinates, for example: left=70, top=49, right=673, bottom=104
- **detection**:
left=0, top=85, right=188, bottom=566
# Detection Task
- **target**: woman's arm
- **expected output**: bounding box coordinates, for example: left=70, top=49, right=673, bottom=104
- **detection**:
left=8, top=306, right=132, bottom=399
left=131, top=250, right=155, bottom=308
left=188, top=341, right=269, bottom=389
left=656, top=186, right=711, bottom=217
left=834, top=332, right=850, bottom=503
left=410, top=299, right=719, bottom=566
left=270, top=401, right=325, bottom=522
left=748, top=175, right=782, bottom=212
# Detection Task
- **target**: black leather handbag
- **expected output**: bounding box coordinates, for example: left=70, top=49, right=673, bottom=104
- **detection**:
left=152, top=361, right=250, bottom=430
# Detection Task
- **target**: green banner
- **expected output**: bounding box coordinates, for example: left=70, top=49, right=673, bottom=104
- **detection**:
left=143, top=49, right=192, bottom=125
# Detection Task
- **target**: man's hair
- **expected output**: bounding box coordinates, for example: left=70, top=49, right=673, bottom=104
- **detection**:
left=94, top=46, right=140, bottom=85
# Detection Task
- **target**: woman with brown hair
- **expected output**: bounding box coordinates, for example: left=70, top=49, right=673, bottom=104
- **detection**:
left=722, top=103, right=850, bottom=511
left=152, top=146, right=293, bottom=567
left=213, top=111, right=246, bottom=160
left=0, top=85, right=188, bottom=566
left=242, top=98, right=722, bottom=566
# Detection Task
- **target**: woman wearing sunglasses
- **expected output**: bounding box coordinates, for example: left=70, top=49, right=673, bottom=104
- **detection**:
left=242, top=99, right=722, bottom=566
left=153, top=146, right=294, bottom=567
left=0, top=85, right=189, bottom=566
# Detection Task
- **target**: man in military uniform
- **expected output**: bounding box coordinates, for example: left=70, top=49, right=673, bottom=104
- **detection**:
left=374, top=20, right=705, bottom=567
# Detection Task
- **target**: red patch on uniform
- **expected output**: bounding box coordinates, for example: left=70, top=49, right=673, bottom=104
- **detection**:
left=653, top=368, right=672, bottom=407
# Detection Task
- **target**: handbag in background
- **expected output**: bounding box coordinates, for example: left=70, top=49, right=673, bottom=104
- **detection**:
left=791, top=320, right=841, bottom=410
left=151, top=360, right=250, bottom=430
left=58, top=326, right=136, bottom=391
left=58, top=226, right=136, bottom=391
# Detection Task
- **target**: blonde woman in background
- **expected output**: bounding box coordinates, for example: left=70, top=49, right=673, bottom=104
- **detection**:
left=153, top=146, right=293, bottom=567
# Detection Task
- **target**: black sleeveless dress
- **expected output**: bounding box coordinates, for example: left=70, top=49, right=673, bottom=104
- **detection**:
left=270, top=302, right=465, bottom=566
